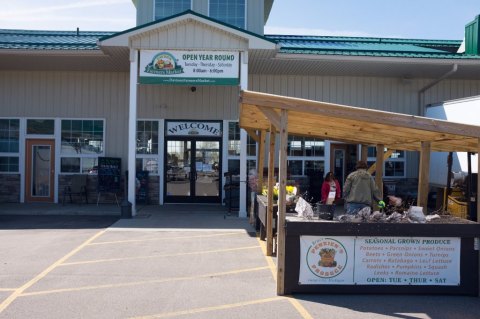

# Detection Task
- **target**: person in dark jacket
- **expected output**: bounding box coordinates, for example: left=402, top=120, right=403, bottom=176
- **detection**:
left=343, top=160, right=382, bottom=214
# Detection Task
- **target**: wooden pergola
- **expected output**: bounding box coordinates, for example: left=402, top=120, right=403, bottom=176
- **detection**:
left=238, top=90, right=480, bottom=295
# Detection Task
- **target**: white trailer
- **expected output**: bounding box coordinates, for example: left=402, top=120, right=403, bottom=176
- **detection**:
left=426, top=95, right=479, bottom=187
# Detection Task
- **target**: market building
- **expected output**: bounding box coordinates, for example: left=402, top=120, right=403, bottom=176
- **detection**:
left=1, top=1, right=480, bottom=216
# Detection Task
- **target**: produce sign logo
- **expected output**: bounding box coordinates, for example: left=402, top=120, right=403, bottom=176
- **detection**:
left=144, top=52, right=183, bottom=75
left=306, top=238, right=347, bottom=278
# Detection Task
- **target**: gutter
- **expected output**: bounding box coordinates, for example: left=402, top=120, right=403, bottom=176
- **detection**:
left=417, top=63, right=458, bottom=116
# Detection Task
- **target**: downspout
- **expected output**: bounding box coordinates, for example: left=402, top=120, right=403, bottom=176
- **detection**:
left=417, top=64, right=458, bottom=116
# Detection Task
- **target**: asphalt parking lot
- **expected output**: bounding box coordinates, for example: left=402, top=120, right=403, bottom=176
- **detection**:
left=1, top=211, right=480, bottom=319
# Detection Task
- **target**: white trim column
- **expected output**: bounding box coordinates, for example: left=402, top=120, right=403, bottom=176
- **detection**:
left=19, top=118, right=26, bottom=203
left=128, top=49, right=138, bottom=215
left=159, top=119, right=165, bottom=205
left=238, top=51, right=248, bottom=217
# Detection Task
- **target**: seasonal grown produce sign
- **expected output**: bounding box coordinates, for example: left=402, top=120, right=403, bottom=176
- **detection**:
left=299, top=236, right=460, bottom=286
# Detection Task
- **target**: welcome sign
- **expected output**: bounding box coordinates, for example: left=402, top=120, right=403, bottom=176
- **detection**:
left=166, top=121, right=222, bottom=137
left=139, top=50, right=239, bottom=85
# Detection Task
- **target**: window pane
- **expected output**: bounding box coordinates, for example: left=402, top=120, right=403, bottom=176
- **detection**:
left=305, top=160, right=325, bottom=176
left=287, top=136, right=303, bottom=156
left=385, top=161, right=405, bottom=177
left=61, top=120, right=104, bottom=155
left=228, top=159, right=240, bottom=175
left=27, top=119, right=54, bottom=135
left=81, top=158, right=98, bottom=174
left=305, top=139, right=324, bottom=157
left=288, top=160, right=303, bottom=175
left=210, top=0, right=245, bottom=29
left=0, top=156, right=19, bottom=172
left=61, top=157, right=80, bottom=173
left=247, top=134, right=256, bottom=156
left=155, top=0, right=190, bottom=20
left=228, top=122, right=240, bottom=156
left=136, top=121, right=159, bottom=155
left=137, top=158, right=159, bottom=174
left=0, top=119, right=20, bottom=153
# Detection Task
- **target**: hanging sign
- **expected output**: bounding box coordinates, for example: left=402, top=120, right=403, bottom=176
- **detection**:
left=299, top=236, right=461, bottom=286
left=166, top=121, right=222, bottom=137
left=139, top=50, right=239, bottom=85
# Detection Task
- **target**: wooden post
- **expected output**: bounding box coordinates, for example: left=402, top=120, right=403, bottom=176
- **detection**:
left=277, top=109, right=288, bottom=296
left=361, top=144, right=368, bottom=162
left=266, top=126, right=276, bottom=256
left=257, top=130, right=266, bottom=194
left=375, top=144, right=384, bottom=199
left=250, top=130, right=266, bottom=225
left=418, top=141, right=431, bottom=212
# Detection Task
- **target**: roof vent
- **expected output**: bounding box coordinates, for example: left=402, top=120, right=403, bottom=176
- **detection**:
left=465, top=15, right=480, bottom=55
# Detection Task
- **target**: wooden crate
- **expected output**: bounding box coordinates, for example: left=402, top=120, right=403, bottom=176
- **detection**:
left=447, top=195, right=468, bottom=219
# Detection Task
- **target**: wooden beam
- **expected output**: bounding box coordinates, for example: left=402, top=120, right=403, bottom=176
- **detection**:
left=375, top=144, right=384, bottom=199
left=241, top=90, right=480, bottom=138
left=368, top=149, right=395, bottom=174
left=417, top=141, right=431, bottom=212
left=257, top=130, right=266, bottom=194
left=361, top=144, right=368, bottom=162
left=266, top=126, right=276, bottom=257
left=258, top=106, right=281, bottom=130
left=277, top=109, right=288, bottom=296
left=245, top=128, right=260, bottom=143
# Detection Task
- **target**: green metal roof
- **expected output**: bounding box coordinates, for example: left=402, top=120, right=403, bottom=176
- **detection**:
left=0, top=29, right=114, bottom=50
left=265, top=35, right=479, bottom=59
left=0, top=26, right=479, bottom=60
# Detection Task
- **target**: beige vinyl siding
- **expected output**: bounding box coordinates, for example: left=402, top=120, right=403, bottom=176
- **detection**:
left=246, top=0, right=264, bottom=35
left=0, top=71, right=129, bottom=170
left=136, top=0, right=154, bottom=26
left=137, top=85, right=239, bottom=120
left=249, top=74, right=480, bottom=178
left=131, top=21, right=248, bottom=50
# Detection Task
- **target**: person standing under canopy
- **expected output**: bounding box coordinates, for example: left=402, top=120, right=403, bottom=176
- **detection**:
left=343, top=160, right=383, bottom=214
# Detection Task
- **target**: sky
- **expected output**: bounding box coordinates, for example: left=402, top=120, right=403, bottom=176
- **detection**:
left=1, top=0, right=479, bottom=40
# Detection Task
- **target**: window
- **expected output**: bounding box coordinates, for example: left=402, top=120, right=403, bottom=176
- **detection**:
left=367, top=147, right=406, bottom=178
left=227, top=121, right=256, bottom=177
left=137, top=121, right=159, bottom=155
left=60, top=119, right=104, bottom=173
left=27, top=119, right=54, bottom=135
left=227, top=122, right=256, bottom=157
left=155, top=0, right=190, bottom=20
left=287, top=135, right=325, bottom=176
left=0, top=156, right=19, bottom=173
left=0, top=119, right=20, bottom=173
left=210, top=0, right=246, bottom=29
left=136, top=120, right=159, bottom=175
left=287, top=136, right=324, bottom=157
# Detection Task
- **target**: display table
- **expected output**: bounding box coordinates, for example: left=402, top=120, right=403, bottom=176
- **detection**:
left=283, top=217, right=480, bottom=295
left=256, top=195, right=277, bottom=240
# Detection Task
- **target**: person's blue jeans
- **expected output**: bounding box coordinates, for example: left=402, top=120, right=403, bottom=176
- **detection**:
left=345, top=202, right=369, bottom=215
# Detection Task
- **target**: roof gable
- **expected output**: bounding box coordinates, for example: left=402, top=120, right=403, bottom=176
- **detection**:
left=98, top=10, right=276, bottom=50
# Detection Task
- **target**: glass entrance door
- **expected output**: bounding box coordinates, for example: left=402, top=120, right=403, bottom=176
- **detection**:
left=165, top=139, right=221, bottom=203
left=25, top=139, right=55, bottom=202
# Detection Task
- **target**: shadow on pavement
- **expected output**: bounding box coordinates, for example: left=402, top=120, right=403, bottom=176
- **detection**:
left=0, top=215, right=119, bottom=230
left=294, top=294, right=480, bottom=319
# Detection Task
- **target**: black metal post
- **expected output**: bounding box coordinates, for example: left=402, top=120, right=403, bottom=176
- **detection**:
left=120, top=170, right=132, bottom=218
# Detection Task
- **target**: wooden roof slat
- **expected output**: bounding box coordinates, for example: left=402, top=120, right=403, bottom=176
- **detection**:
left=240, top=90, right=480, bottom=139
left=239, top=90, right=480, bottom=153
